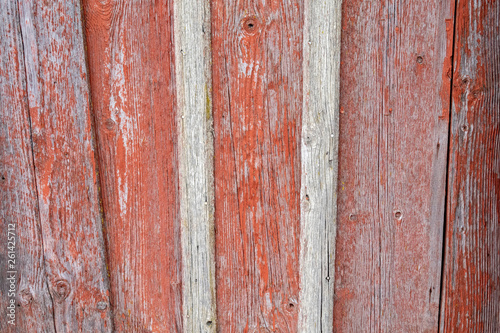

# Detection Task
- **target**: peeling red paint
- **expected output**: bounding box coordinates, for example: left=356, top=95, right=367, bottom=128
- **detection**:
left=83, top=1, right=183, bottom=331
left=8, top=1, right=114, bottom=331
left=212, top=0, right=303, bottom=330
left=333, top=0, right=453, bottom=331
left=441, top=1, right=500, bottom=330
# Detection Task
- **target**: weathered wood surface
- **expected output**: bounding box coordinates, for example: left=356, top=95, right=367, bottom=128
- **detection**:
left=15, top=0, right=113, bottom=331
left=0, top=2, right=55, bottom=332
left=298, top=0, right=341, bottom=331
left=173, top=0, right=217, bottom=330
left=2, top=0, right=500, bottom=331
left=333, top=0, right=454, bottom=331
left=440, top=0, right=500, bottom=331
left=83, top=1, right=183, bottom=331
left=211, top=0, right=304, bottom=330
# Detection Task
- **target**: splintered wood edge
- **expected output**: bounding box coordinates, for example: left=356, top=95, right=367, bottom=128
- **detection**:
left=174, top=0, right=217, bottom=331
left=298, top=0, right=342, bottom=331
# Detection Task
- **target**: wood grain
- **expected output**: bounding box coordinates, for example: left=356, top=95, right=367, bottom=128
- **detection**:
left=173, top=0, right=217, bottom=331
left=83, top=1, right=183, bottom=331
left=16, top=0, right=113, bottom=331
left=333, top=0, right=454, bottom=331
left=0, top=1, right=55, bottom=331
left=211, top=0, right=304, bottom=330
left=440, top=0, right=500, bottom=331
left=298, top=0, right=342, bottom=331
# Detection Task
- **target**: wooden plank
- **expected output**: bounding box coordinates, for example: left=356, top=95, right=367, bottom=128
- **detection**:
left=298, top=0, right=342, bottom=331
left=16, top=1, right=113, bottom=331
left=83, top=1, right=183, bottom=331
left=211, top=0, right=304, bottom=330
left=0, top=1, right=55, bottom=331
left=173, top=0, right=217, bottom=331
left=333, top=0, right=454, bottom=331
left=440, top=0, right=500, bottom=331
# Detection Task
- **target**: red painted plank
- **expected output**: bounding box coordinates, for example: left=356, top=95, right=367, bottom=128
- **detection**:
left=16, top=1, right=113, bottom=331
left=333, top=0, right=454, bottom=331
left=83, top=1, right=183, bottom=331
left=211, top=0, right=303, bottom=330
left=0, top=2, right=55, bottom=331
left=440, top=0, right=500, bottom=331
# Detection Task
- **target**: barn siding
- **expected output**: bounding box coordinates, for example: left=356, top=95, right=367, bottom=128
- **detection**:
left=333, top=0, right=454, bottom=331
left=83, top=1, right=183, bottom=331
left=211, top=0, right=305, bottom=330
left=0, top=2, right=56, bottom=331
left=173, top=0, right=217, bottom=330
left=11, top=1, right=113, bottom=331
left=298, top=0, right=342, bottom=331
left=440, top=0, right=500, bottom=331
left=0, top=0, right=499, bottom=332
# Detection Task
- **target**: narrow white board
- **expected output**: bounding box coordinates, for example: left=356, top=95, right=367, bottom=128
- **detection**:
left=174, top=0, right=217, bottom=331
left=299, top=0, right=342, bottom=331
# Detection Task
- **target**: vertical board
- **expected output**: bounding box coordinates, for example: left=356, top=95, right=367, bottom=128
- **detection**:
left=0, top=2, right=55, bottom=331
left=173, top=0, right=217, bottom=331
left=211, top=0, right=304, bottom=330
left=17, top=1, right=113, bottom=331
left=441, top=0, right=500, bottom=331
left=298, top=0, right=342, bottom=331
left=83, top=1, right=182, bottom=331
left=333, top=0, right=454, bottom=331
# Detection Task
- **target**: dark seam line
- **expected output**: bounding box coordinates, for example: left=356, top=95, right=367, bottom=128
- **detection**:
left=77, top=0, right=117, bottom=330
left=437, top=0, right=459, bottom=331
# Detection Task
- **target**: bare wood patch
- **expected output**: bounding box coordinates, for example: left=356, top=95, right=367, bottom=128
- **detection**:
left=298, top=0, right=342, bottom=330
left=174, top=0, right=217, bottom=330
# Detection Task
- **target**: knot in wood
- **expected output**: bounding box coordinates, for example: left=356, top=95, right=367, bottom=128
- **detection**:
left=52, top=279, right=71, bottom=302
left=19, top=289, right=33, bottom=306
left=97, top=301, right=108, bottom=310
left=242, top=17, right=259, bottom=34
left=104, top=118, right=116, bottom=132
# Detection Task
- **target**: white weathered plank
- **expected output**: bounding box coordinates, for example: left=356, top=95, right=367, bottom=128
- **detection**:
left=298, top=0, right=342, bottom=330
left=173, top=0, right=217, bottom=331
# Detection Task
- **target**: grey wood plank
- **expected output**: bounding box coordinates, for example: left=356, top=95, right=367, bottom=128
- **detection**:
left=174, top=0, right=217, bottom=331
left=298, top=0, right=342, bottom=331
